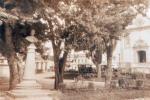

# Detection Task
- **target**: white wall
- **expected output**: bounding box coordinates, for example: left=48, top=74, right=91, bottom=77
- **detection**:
left=113, top=14, right=150, bottom=73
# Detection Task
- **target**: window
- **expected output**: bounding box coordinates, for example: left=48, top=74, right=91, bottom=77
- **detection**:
left=138, top=51, right=146, bottom=63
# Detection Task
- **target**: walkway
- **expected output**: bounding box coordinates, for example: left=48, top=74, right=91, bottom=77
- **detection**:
left=0, top=77, right=9, bottom=100
left=36, top=72, right=105, bottom=89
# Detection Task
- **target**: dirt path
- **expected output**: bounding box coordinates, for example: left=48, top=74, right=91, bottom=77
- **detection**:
left=60, top=89, right=150, bottom=100
left=0, top=77, right=9, bottom=91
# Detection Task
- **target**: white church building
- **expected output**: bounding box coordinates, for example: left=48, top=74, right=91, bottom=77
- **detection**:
left=113, top=14, right=150, bottom=74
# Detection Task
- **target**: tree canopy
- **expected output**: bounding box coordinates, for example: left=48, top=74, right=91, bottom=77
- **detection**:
left=0, top=0, right=148, bottom=89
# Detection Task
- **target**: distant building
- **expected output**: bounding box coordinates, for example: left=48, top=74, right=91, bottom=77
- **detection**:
left=35, top=53, right=54, bottom=73
left=113, top=14, right=150, bottom=74
left=66, top=50, right=96, bottom=71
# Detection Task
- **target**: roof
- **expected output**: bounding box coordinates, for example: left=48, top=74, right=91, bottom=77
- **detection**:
left=126, top=14, right=150, bottom=30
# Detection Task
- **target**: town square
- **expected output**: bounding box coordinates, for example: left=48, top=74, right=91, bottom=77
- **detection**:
left=0, top=0, right=150, bottom=100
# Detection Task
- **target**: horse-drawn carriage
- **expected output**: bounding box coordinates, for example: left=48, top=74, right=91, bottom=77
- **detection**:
left=78, top=64, right=96, bottom=78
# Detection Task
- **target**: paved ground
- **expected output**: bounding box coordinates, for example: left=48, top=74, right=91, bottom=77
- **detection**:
left=0, top=72, right=104, bottom=91
left=1, top=72, right=150, bottom=100
left=0, top=72, right=105, bottom=90
left=0, top=72, right=104, bottom=100
left=36, top=72, right=105, bottom=90
left=0, top=77, right=8, bottom=100
left=0, top=77, right=9, bottom=91
left=36, top=72, right=55, bottom=89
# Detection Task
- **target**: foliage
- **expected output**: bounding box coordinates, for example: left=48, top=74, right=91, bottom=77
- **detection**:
left=2, top=0, right=148, bottom=55
left=0, top=0, right=148, bottom=89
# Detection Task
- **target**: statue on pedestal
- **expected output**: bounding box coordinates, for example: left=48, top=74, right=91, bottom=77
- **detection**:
left=25, top=29, right=38, bottom=43
left=5, top=29, right=55, bottom=100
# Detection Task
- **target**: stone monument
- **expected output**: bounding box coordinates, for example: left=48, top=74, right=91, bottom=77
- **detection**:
left=5, top=29, right=57, bottom=100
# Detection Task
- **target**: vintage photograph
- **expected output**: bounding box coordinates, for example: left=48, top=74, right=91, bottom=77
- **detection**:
left=0, top=0, right=150, bottom=100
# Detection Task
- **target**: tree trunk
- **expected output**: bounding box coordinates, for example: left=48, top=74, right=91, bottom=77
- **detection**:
left=4, top=22, right=20, bottom=90
left=7, top=53, right=20, bottom=90
left=52, top=41, right=68, bottom=89
left=93, top=49, right=102, bottom=79
left=52, top=41, right=60, bottom=90
left=59, top=51, right=68, bottom=82
left=54, top=51, right=68, bottom=89
left=105, top=39, right=114, bottom=87
left=105, top=52, right=113, bottom=87
left=97, top=63, right=101, bottom=79
left=17, top=55, right=25, bottom=83
left=54, top=61, right=60, bottom=90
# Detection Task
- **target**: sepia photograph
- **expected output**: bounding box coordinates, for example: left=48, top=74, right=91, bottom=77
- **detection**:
left=0, top=0, right=150, bottom=100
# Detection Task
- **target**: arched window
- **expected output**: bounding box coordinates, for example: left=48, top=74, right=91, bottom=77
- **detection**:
left=138, top=50, right=146, bottom=63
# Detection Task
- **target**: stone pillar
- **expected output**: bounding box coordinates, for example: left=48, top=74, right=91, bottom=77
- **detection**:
left=5, top=44, right=57, bottom=100
left=39, top=62, right=42, bottom=71
left=36, top=62, right=39, bottom=71
left=36, top=61, right=41, bottom=71
left=45, top=62, right=48, bottom=71
left=23, top=44, right=36, bottom=80
left=42, top=62, right=45, bottom=72
left=40, top=62, right=43, bottom=72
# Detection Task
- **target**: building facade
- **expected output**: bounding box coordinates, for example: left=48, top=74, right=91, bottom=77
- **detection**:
left=113, top=14, right=150, bottom=74
left=66, top=50, right=96, bottom=71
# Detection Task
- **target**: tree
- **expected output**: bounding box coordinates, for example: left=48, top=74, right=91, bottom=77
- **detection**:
left=32, top=0, right=148, bottom=89
left=37, top=9, right=89, bottom=89
left=0, top=0, right=49, bottom=90
left=68, top=0, right=147, bottom=84
left=0, top=10, right=23, bottom=89
left=0, top=9, right=43, bottom=89
left=20, top=0, right=148, bottom=89
left=0, top=0, right=148, bottom=90
left=78, top=0, right=148, bottom=86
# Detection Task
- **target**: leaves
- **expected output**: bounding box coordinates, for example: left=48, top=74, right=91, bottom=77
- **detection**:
left=0, top=0, right=148, bottom=64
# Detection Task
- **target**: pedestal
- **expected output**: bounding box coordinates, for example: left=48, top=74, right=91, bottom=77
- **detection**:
left=5, top=44, right=57, bottom=100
